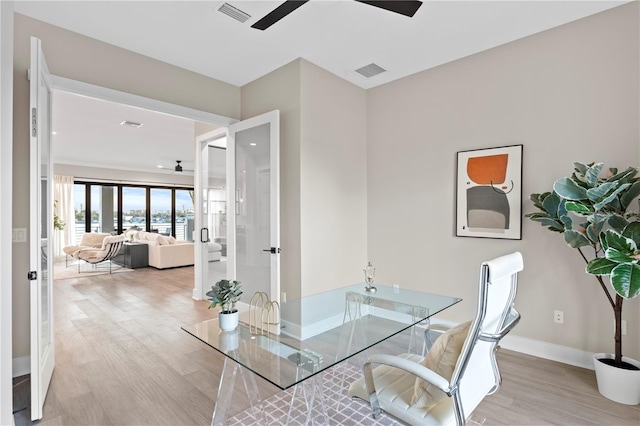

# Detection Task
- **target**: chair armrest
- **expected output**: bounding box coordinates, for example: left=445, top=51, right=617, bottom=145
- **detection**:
left=367, top=354, right=452, bottom=394
left=479, top=307, right=521, bottom=342
left=363, top=354, right=452, bottom=419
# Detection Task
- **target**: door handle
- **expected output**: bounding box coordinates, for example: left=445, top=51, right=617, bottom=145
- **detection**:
left=200, top=228, right=210, bottom=243
left=262, top=247, right=281, bottom=254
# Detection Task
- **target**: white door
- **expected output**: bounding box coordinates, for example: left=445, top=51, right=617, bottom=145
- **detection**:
left=29, top=36, right=54, bottom=421
left=193, top=111, right=280, bottom=330
left=194, top=128, right=228, bottom=300
left=228, top=111, right=280, bottom=324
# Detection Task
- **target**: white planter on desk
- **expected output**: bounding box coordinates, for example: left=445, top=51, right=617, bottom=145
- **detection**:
left=219, top=310, right=239, bottom=331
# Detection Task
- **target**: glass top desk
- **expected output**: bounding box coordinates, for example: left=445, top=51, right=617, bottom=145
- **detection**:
left=182, top=283, right=461, bottom=425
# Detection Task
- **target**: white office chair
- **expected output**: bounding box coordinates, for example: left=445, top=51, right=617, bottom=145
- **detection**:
left=348, top=252, right=523, bottom=426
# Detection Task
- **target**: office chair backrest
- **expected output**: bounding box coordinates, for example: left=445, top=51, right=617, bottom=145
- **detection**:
left=450, top=251, right=523, bottom=424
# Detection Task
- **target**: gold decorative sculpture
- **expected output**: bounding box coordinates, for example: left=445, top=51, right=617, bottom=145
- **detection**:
left=249, top=291, right=280, bottom=335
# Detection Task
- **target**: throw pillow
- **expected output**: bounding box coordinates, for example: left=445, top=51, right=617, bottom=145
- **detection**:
left=167, top=236, right=177, bottom=244
left=410, top=321, right=471, bottom=409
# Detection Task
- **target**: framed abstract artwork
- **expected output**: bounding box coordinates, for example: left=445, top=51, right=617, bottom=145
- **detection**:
left=456, top=145, right=523, bottom=239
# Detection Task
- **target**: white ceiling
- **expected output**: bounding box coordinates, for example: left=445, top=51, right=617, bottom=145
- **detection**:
left=15, top=0, right=628, bottom=175
left=52, top=90, right=202, bottom=174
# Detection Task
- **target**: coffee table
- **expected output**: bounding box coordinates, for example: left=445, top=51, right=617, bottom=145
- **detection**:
left=182, top=283, right=461, bottom=425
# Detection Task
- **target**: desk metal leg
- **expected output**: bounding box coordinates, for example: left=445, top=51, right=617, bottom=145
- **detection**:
left=211, top=357, right=267, bottom=426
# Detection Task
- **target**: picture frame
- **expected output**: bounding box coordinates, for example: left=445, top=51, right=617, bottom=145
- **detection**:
left=456, top=144, right=523, bottom=240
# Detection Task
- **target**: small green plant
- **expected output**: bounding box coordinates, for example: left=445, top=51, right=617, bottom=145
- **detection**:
left=527, top=162, right=640, bottom=367
left=206, top=279, right=243, bottom=313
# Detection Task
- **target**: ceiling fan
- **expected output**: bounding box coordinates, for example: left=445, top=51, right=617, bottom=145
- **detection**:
left=251, top=0, right=423, bottom=30
left=157, top=160, right=194, bottom=173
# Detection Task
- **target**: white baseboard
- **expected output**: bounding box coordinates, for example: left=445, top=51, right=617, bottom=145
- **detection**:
left=12, top=356, right=29, bottom=378
left=500, top=334, right=595, bottom=370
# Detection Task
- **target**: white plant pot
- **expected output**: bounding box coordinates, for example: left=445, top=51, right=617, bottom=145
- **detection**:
left=593, top=353, right=640, bottom=405
left=219, top=329, right=238, bottom=352
left=219, top=310, right=239, bottom=332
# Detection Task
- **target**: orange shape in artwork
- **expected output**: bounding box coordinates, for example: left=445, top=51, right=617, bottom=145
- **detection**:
left=467, top=154, right=508, bottom=184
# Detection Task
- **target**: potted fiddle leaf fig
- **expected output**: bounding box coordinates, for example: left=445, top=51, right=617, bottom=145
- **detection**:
left=527, top=162, right=640, bottom=404
left=207, top=279, right=243, bottom=331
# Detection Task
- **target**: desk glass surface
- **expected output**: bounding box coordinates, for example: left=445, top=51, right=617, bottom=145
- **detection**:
left=182, top=283, right=460, bottom=390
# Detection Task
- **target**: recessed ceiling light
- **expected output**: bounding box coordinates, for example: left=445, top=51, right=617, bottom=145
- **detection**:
left=121, top=120, right=143, bottom=128
left=250, top=143, right=257, bottom=146
left=52, top=131, right=57, bottom=135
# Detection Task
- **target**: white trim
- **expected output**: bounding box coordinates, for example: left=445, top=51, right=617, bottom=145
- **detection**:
left=500, top=334, right=596, bottom=370
left=0, top=2, right=14, bottom=424
left=50, top=75, right=239, bottom=127
left=12, top=356, right=30, bottom=378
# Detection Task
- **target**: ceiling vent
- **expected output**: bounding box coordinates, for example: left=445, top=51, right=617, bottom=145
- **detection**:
left=218, top=2, right=251, bottom=23
left=120, top=120, right=143, bottom=128
left=355, top=63, right=387, bottom=78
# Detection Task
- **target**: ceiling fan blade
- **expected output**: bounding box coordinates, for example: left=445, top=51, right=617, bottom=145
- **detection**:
left=251, top=0, right=309, bottom=30
left=354, top=0, right=422, bottom=17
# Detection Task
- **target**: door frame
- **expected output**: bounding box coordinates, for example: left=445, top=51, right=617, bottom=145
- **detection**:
left=0, top=2, right=14, bottom=424
left=30, top=36, right=55, bottom=421
left=194, top=128, right=229, bottom=300
left=48, top=76, right=238, bottom=298
left=26, top=74, right=237, bottom=407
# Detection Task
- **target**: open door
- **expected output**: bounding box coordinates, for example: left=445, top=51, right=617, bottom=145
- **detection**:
left=228, top=111, right=280, bottom=331
left=194, top=128, right=228, bottom=300
left=29, top=36, right=54, bottom=421
left=194, top=111, right=280, bottom=333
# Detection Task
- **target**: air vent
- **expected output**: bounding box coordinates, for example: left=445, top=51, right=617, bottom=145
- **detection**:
left=218, top=2, right=251, bottom=23
left=120, top=120, right=143, bottom=128
left=355, top=63, right=387, bottom=78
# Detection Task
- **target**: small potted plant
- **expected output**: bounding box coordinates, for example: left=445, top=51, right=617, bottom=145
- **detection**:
left=207, top=279, right=243, bottom=331
left=527, top=162, right=640, bottom=404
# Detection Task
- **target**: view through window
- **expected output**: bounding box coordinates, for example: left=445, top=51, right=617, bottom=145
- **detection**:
left=73, top=183, right=195, bottom=243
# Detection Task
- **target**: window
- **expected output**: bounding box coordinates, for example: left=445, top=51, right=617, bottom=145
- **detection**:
left=150, top=188, right=172, bottom=236
left=73, top=182, right=193, bottom=239
left=122, top=186, right=147, bottom=232
left=176, top=189, right=194, bottom=240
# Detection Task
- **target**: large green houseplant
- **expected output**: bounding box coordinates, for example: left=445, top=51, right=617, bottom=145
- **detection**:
left=527, top=163, right=640, bottom=366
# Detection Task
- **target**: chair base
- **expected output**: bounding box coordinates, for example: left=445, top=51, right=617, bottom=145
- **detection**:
left=77, top=259, right=124, bottom=274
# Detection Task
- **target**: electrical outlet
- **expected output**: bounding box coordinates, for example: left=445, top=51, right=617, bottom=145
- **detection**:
left=554, top=310, right=564, bottom=324
left=281, top=292, right=286, bottom=304
left=393, top=284, right=400, bottom=294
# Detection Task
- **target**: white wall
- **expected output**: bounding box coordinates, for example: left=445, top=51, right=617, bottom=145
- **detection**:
left=366, top=3, right=639, bottom=362
left=1, top=2, right=14, bottom=423
left=299, top=60, right=367, bottom=297
left=54, top=164, right=195, bottom=188
left=242, top=59, right=368, bottom=299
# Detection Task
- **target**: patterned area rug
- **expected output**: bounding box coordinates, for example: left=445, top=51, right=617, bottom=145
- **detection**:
left=227, top=362, right=402, bottom=425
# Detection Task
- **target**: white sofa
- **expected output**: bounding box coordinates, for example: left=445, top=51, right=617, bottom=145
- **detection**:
left=131, top=231, right=222, bottom=268
left=208, top=242, right=223, bottom=262
left=133, top=231, right=194, bottom=269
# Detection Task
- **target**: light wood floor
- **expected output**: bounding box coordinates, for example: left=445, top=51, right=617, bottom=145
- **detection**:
left=13, top=265, right=640, bottom=425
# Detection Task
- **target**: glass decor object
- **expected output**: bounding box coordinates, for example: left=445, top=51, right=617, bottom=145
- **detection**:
left=363, top=261, right=377, bottom=293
